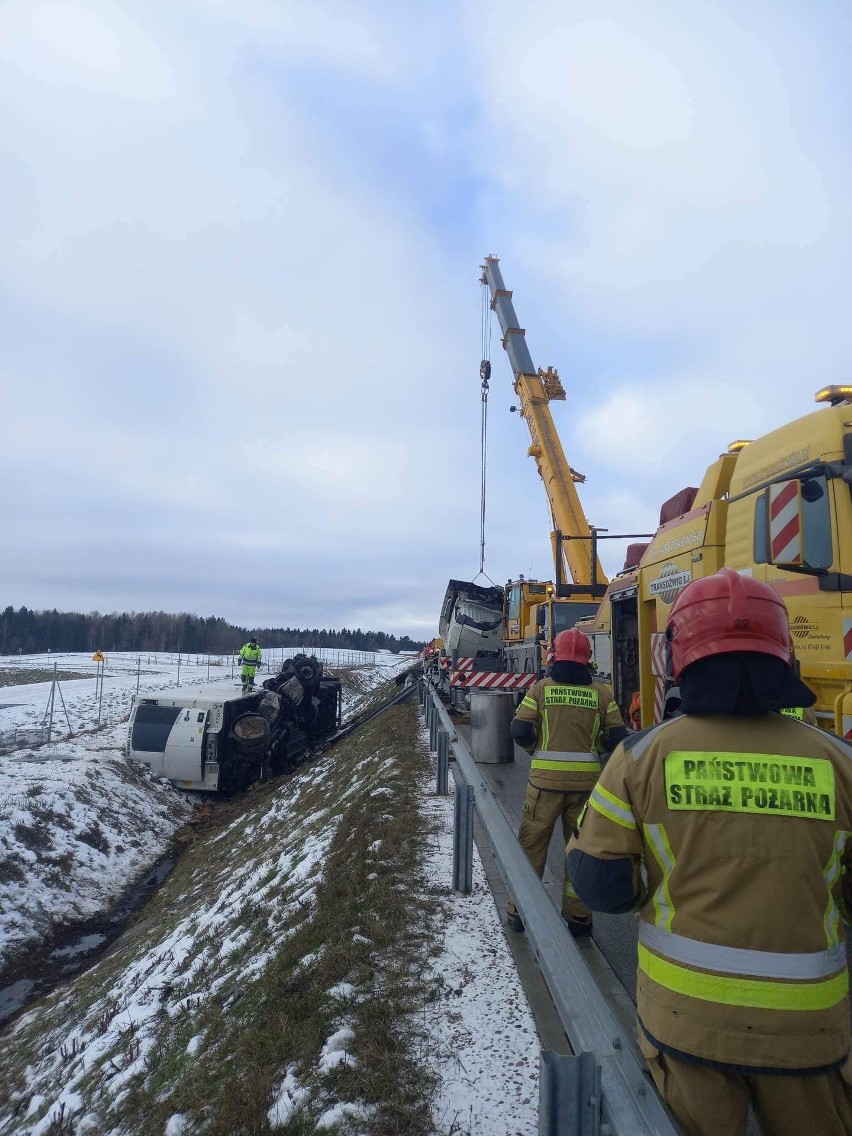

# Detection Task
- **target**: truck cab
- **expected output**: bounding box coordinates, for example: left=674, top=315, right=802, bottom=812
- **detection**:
left=581, top=389, right=852, bottom=734
left=502, top=577, right=599, bottom=675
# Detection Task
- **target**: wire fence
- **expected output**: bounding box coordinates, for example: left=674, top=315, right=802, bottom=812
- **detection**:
left=0, top=727, right=51, bottom=754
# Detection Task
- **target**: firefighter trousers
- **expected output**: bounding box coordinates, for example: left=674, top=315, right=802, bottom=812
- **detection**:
left=507, top=784, right=591, bottom=922
left=639, top=1031, right=852, bottom=1136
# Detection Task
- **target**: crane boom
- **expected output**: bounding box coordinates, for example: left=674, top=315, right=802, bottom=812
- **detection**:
left=480, top=255, right=608, bottom=596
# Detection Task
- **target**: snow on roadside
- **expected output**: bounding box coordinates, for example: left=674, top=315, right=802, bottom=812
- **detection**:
left=0, top=742, right=191, bottom=967
left=0, top=650, right=411, bottom=971
left=0, top=752, right=346, bottom=1135
left=0, top=670, right=540, bottom=1136
left=422, top=748, right=539, bottom=1135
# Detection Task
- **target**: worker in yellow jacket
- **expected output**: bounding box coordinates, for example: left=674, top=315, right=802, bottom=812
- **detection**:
left=567, top=568, right=852, bottom=1136
left=238, top=636, right=262, bottom=691
left=507, top=627, right=626, bottom=936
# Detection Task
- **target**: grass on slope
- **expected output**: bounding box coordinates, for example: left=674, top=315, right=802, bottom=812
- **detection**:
left=0, top=685, right=444, bottom=1136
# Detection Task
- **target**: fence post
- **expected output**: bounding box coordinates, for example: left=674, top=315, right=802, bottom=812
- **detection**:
left=452, top=783, right=474, bottom=893
left=96, top=658, right=105, bottom=728
left=45, top=662, right=57, bottom=744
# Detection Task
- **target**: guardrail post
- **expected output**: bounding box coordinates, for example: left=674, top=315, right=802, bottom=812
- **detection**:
left=539, top=1051, right=600, bottom=1136
left=436, top=728, right=449, bottom=796
left=452, top=782, right=474, bottom=893
left=429, top=700, right=439, bottom=752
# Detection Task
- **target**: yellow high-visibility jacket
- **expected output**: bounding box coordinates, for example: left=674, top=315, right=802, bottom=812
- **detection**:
left=239, top=643, right=262, bottom=670
left=513, top=677, right=623, bottom=792
left=569, top=712, right=852, bottom=1072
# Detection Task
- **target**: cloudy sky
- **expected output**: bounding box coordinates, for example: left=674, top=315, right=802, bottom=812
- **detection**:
left=2, top=1, right=852, bottom=641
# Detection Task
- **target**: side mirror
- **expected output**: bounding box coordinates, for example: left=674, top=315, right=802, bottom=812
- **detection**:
left=536, top=607, right=546, bottom=627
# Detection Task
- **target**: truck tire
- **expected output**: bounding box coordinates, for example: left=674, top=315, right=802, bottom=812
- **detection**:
left=230, top=712, right=270, bottom=755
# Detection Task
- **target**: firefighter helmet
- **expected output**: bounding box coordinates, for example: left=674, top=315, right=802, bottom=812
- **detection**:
left=666, top=567, right=793, bottom=680
left=553, top=628, right=592, bottom=664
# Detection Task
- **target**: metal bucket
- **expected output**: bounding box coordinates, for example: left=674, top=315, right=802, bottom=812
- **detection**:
left=469, top=690, right=515, bottom=763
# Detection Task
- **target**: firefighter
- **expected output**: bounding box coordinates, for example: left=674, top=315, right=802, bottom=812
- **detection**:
left=506, top=627, right=626, bottom=936
left=567, top=567, right=852, bottom=1136
left=239, top=636, right=262, bottom=691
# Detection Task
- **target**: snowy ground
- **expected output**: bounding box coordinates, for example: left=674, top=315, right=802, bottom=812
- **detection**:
left=423, top=763, right=539, bottom=1134
left=0, top=665, right=540, bottom=1136
left=0, top=650, right=410, bottom=971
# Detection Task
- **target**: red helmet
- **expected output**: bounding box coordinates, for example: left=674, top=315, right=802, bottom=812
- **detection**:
left=666, top=567, right=793, bottom=680
left=554, top=628, right=592, bottom=664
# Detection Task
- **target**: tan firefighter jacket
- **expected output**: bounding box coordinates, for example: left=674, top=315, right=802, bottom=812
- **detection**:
left=513, top=677, right=623, bottom=792
left=781, top=704, right=818, bottom=726
left=569, top=712, right=852, bottom=1071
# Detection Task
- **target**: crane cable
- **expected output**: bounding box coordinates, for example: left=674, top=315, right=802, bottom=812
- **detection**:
left=478, top=280, right=492, bottom=576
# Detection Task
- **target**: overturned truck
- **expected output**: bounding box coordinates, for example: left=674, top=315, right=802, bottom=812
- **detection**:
left=126, top=654, right=342, bottom=792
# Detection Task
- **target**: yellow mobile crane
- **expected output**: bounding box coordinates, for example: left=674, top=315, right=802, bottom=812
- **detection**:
left=480, top=254, right=608, bottom=674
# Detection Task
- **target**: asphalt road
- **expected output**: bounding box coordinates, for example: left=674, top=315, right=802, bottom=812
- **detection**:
left=476, top=742, right=640, bottom=1001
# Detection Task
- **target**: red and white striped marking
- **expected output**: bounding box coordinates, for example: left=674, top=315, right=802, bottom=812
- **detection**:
left=650, top=633, right=670, bottom=725
left=769, top=481, right=803, bottom=565
left=650, top=633, right=667, bottom=678
left=450, top=670, right=537, bottom=690
left=843, top=618, right=852, bottom=663
left=653, top=678, right=665, bottom=725
left=451, top=657, right=476, bottom=672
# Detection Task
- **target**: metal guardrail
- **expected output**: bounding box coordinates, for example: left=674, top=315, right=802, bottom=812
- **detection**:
left=422, top=681, right=678, bottom=1136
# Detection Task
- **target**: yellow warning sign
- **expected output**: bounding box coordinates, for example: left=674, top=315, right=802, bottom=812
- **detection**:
left=92, top=651, right=105, bottom=662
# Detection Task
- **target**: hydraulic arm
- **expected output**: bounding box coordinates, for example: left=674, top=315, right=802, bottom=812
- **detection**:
left=480, top=255, right=608, bottom=597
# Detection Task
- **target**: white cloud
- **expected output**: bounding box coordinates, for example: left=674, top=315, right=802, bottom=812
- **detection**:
left=3, top=1, right=852, bottom=636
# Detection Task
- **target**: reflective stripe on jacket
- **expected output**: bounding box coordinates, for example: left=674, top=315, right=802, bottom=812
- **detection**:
left=570, top=712, right=852, bottom=1071
left=239, top=644, right=262, bottom=668
left=514, top=677, right=622, bottom=791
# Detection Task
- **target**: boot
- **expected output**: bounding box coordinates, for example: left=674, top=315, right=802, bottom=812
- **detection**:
left=566, top=915, right=592, bottom=937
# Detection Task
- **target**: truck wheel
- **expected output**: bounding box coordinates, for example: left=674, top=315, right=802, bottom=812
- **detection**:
left=231, top=712, right=271, bottom=755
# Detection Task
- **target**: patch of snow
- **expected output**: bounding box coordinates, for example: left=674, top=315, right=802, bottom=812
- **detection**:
left=316, top=1101, right=374, bottom=1129
left=327, top=982, right=356, bottom=999
left=318, top=1025, right=355, bottom=1072
left=421, top=733, right=539, bottom=1136
left=268, top=1067, right=310, bottom=1128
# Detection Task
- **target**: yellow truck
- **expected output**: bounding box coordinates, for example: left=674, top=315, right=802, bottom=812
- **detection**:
left=579, top=386, right=852, bottom=736
left=502, top=576, right=599, bottom=675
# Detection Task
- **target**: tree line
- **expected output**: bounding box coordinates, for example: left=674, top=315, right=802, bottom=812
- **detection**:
left=0, top=606, right=425, bottom=656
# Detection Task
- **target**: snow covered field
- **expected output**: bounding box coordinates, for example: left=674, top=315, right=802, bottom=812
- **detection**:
left=0, top=650, right=410, bottom=971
